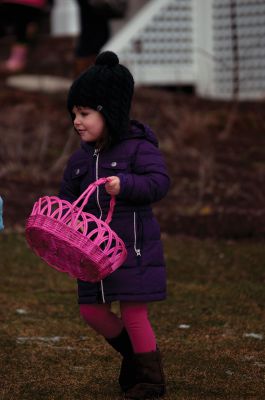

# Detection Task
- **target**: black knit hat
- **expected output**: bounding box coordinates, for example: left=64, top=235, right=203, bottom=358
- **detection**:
left=67, top=51, right=134, bottom=140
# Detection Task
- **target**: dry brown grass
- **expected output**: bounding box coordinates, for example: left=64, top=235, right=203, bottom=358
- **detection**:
left=0, top=233, right=265, bottom=399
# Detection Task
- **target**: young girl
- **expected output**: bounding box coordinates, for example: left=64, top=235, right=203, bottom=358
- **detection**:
left=59, top=51, right=170, bottom=399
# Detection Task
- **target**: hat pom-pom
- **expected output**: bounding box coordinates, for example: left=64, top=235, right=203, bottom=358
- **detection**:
left=96, top=51, right=119, bottom=67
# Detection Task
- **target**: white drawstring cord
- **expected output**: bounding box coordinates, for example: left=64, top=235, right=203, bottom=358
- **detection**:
left=95, top=150, right=103, bottom=220
left=94, top=149, right=105, bottom=303
left=133, top=212, right=141, bottom=257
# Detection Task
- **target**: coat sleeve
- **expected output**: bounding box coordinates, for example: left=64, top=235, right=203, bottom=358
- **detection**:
left=117, top=141, right=170, bottom=204
left=58, top=158, right=80, bottom=203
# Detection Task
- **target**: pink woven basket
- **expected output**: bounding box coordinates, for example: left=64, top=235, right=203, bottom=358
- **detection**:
left=25, top=177, right=127, bottom=282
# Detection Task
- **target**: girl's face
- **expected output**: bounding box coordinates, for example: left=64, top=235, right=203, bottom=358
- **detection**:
left=72, top=106, right=106, bottom=143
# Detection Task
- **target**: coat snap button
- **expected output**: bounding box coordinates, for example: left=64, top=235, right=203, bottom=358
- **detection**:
left=76, top=168, right=80, bottom=175
left=111, top=162, right=117, bottom=167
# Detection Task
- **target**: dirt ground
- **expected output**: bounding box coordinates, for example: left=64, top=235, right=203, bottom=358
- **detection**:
left=1, top=36, right=265, bottom=238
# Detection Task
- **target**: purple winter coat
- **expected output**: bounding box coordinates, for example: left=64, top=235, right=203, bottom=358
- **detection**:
left=59, top=120, right=170, bottom=304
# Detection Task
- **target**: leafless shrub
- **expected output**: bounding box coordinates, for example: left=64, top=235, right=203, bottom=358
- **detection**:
left=0, top=102, right=77, bottom=182
left=49, top=127, right=78, bottom=174
left=1, top=86, right=265, bottom=233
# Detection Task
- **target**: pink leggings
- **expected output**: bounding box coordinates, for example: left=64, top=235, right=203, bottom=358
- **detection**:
left=79, top=302, right=157, bottom=353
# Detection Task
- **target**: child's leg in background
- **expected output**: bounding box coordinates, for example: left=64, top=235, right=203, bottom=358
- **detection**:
left=120, top=302, right=157, bottom=353
left=0, top=4, right=43, bottom=73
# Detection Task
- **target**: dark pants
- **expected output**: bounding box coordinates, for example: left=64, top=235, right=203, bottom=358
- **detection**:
left=0, top=3, right=43, bottom=44
left=75, top=0, right=110, bottom=57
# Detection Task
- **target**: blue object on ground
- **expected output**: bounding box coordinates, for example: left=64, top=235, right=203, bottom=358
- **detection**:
left=0, top=196, right=4, bottom=231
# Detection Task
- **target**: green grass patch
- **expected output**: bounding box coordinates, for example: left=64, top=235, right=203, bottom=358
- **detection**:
left=0, top=233, right=265, bottom=399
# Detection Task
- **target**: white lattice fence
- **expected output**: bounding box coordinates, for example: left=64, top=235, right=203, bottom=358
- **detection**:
left=104, top=0, right=265, bottom=99
left=213, top=0, right=264, bottom=98
left=103, top=0, right=196, bottom=85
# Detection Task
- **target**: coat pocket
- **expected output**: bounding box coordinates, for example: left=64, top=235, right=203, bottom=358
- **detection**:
left=101, top=161, right=129, bottom=173
left=71, top=165, right=89, bottom=179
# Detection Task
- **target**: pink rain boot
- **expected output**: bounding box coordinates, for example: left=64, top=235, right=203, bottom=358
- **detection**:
left=0, top=44, right=28, bottom=73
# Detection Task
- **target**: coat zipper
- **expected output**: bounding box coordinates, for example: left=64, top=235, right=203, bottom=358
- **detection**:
left=94, top=148, right=103, bottom=219
left=133, top=212, right=141, bottom=257
left=93, top=148, right=105, bottom=303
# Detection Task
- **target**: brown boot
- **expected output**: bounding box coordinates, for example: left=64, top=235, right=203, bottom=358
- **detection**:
left=0, top=44, right=28, bottom=74
left=73, top=55, right=97, bottom=77
left=105, top=329, right=135, bottom=392
left=125, top=350, right=166, bottom=399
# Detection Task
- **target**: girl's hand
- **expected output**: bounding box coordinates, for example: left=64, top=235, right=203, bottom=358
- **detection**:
left=105, top=176, right=121, bottom=196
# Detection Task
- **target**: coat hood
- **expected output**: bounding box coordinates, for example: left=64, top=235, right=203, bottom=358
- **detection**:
left=126, top=120, right=159, bottom=147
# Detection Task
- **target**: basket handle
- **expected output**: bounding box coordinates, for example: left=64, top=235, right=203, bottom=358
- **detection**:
left=62, top=177, right=115, bottom=225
